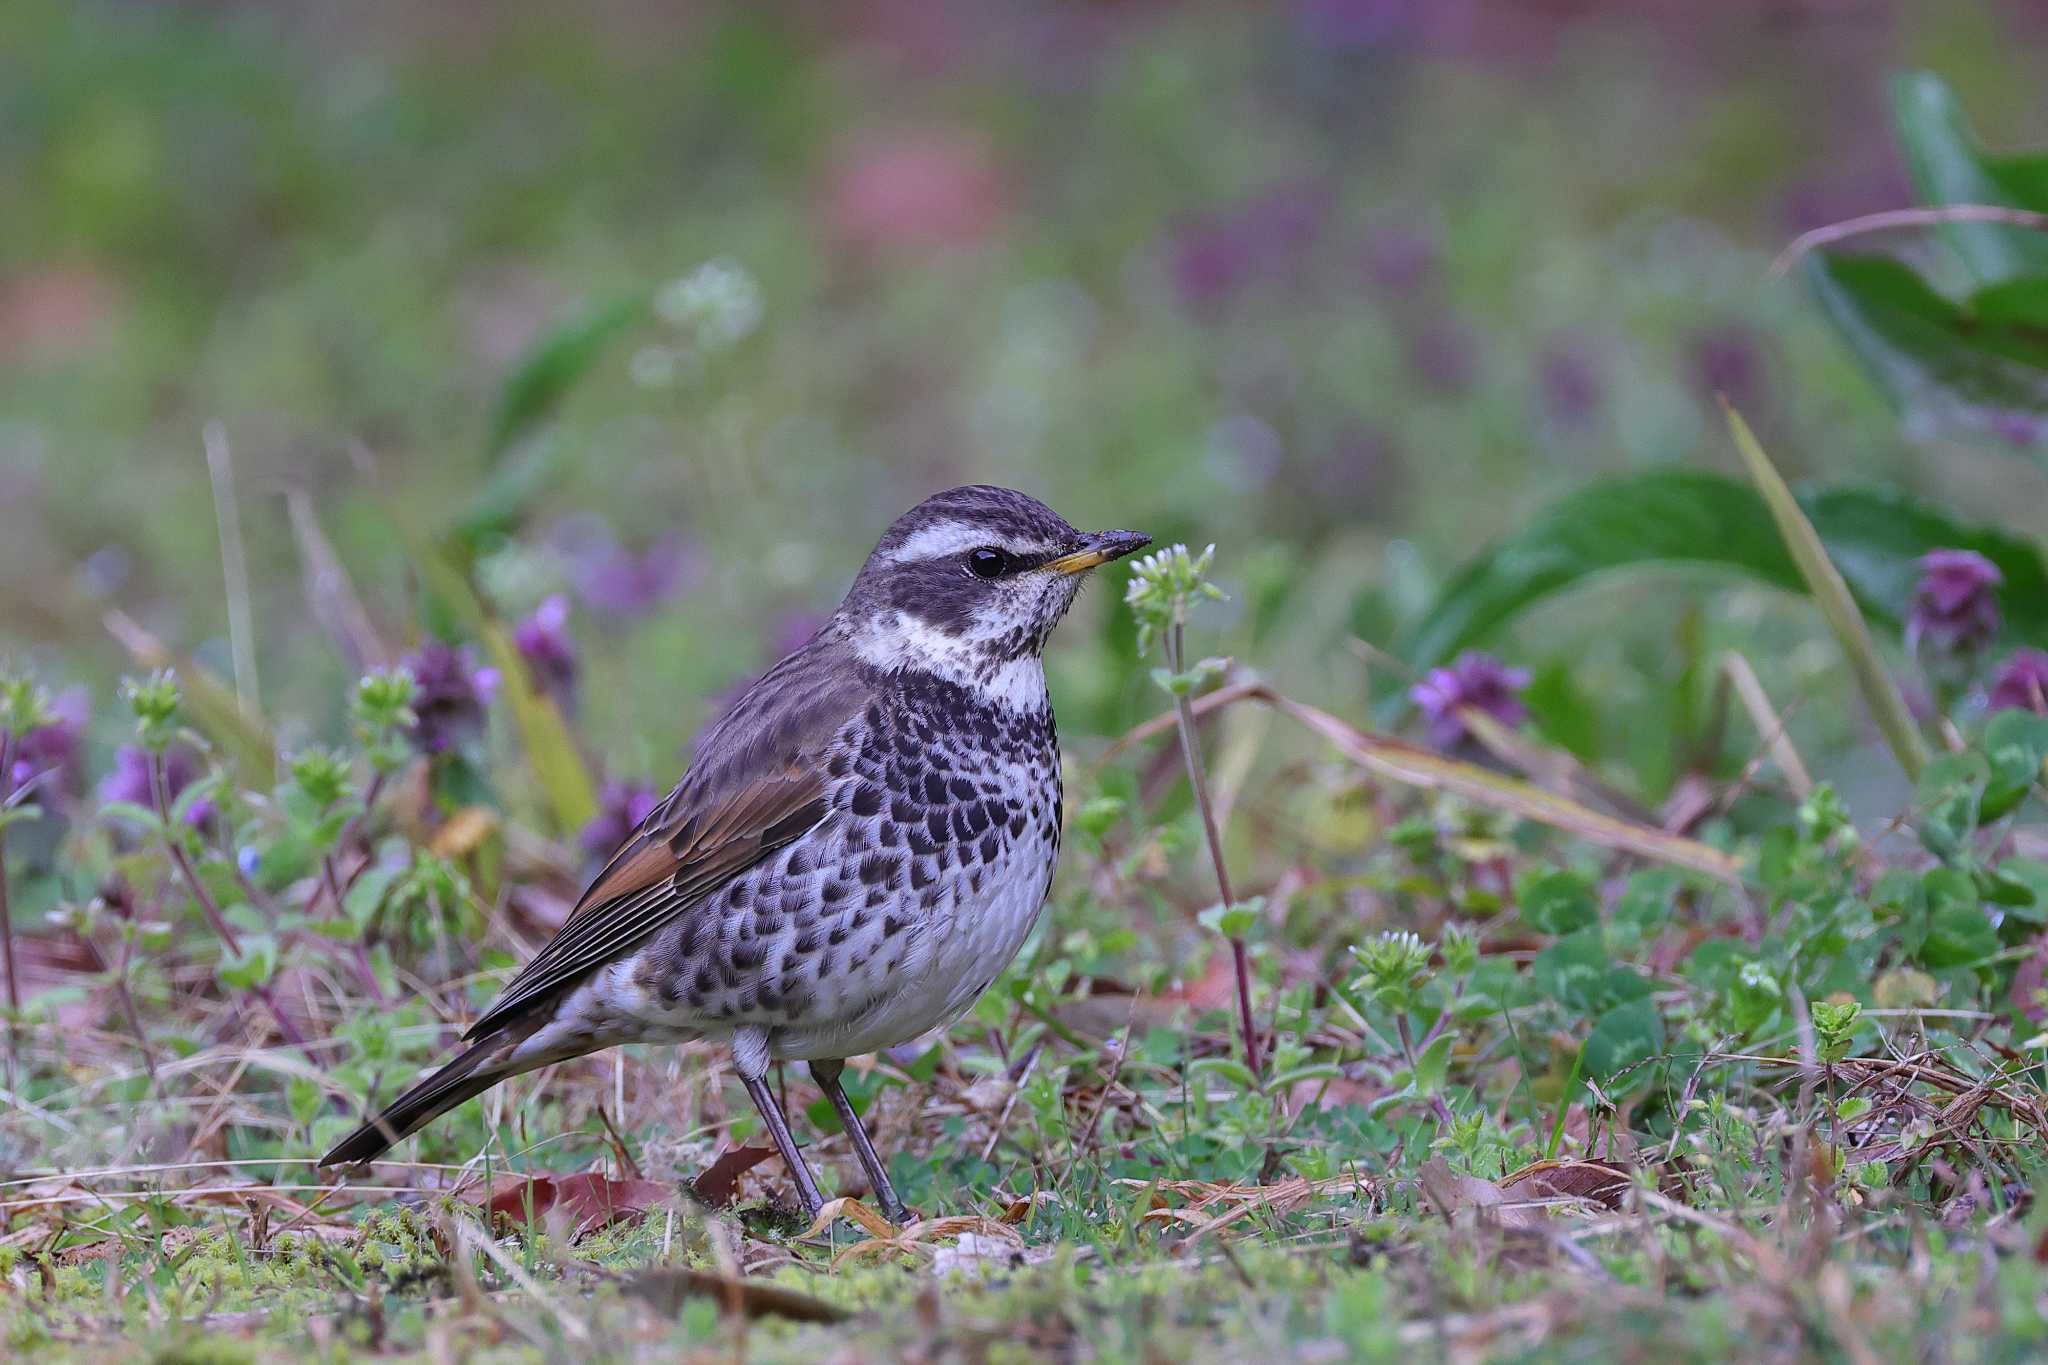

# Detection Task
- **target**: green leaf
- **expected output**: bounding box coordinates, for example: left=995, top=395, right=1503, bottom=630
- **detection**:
left=1890, top=71, right=2048, bottom=285
left=1920, top=879, right=1998, bottom=970
left=1611, top=869, right=1678, bottom=944
left=1725, top=407, right=1927, bottom=780
left=1916, top=751, right=1989, bottom=859
left=216, top=933, right=278, bottom=991
left=1186, top=1056, right=1258, bottom=1092
left=1532, top=928, right=1608, bottom=1013
left=97, top=801, right=166, bottom=836
left=1394, top=470, right=2048, bottom=681
left=1518, top=868, right=1597, bottom=936
left=485, top=292, right=650, bottom=461
left=1806, top=252, right=2048, bottom=456
left=1411, top=1032, right=1453, bottom=1096
left=453, top=437, right=572, bottom=548
left=1982, top=710, right=2048, bottom=820
left=1584, top=996, right=1664, bottom=1083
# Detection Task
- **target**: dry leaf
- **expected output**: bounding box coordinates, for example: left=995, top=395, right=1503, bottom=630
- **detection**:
left=1498, top=1160, right=1634, bottom=1216
left=473, top=1171, right=672, bottom=1240
left=689, top=1144, right=777, bottom=1208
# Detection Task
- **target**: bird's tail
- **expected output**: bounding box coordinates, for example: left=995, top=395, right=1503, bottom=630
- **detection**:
left=320, top=1023, right=553, bottom=1168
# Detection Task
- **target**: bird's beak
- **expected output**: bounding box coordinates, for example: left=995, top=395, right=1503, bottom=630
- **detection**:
left=1045, top=530, right=1153, bottom=576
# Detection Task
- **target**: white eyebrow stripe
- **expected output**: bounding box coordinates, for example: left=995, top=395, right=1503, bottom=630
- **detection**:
left=886, top=520, right=1053, bottom=564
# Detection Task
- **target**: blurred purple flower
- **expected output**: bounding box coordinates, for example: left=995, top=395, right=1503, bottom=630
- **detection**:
left=1168, top=183, right=1330, bottom=313
left=101, top=743, right=213, bottom=830
left=1690, top=326, right=1765, bottom=411
left=1989, top=412, right=2044, bottom=449
left=1306, top=423, right=1397, bottom=513
left=513, top=595, right=578, bottom=707
left=1170, top=216, right=1254, bottom=312
left=1412, top=651, right=1530, bottom=748
left=8, top=686, right=88, bottom=802
left=1907, top=549, right=2002, bottom=656
left=580, top=778, right=661, bottom=863
left=1239, top=183, right=1329, bottom=271
left=1535, top=333, right=1603, bottom=430
left=1406, top=318, right=1480, bottom=395
left=1296, top=0, right=1421, bottom=50
left=1989, top=649, right=2048, bottom=715
left=1362, top=225, right=1436, bottom=296
left=402, top=639, right=499, bottom=754
left=574, top=531, right=698, bottom=620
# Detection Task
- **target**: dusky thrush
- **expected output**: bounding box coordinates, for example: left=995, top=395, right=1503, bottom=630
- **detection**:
left=321, top=486, right=1149, bottom=1222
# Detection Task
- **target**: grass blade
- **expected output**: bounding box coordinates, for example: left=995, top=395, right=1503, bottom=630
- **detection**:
left=1722, top=403, right=1927, bottom=781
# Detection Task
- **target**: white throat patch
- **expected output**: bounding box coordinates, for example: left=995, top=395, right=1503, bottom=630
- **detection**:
left=852, top=610, right=1049, bottom=712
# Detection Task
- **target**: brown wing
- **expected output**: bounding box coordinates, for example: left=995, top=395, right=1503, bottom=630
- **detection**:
left=464, top=638, right=868, bottom=1039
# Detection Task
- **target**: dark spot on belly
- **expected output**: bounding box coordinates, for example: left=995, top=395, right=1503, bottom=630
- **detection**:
left=859, top=852, right=902, bottom=888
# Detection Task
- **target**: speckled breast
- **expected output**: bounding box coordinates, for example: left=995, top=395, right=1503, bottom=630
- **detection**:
left=617, top=670, right=1063, bottom=1061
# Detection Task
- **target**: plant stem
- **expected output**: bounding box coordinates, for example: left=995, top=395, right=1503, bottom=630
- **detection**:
left=322, top=851, right=388, bottom=1003
left=149, top=750, right=309, bottom=1051
left=1166, top=619, right=1261, bottom=1081
left=0, top=729, right=18, bottom=1090
left=1395, top=1011, right=1455, bottom=1128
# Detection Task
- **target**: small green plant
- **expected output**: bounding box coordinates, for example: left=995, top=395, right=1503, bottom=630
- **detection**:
left=1126, top=543, right=1261, bottom=1080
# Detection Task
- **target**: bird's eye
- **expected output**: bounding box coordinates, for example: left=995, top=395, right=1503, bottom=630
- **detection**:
left=966, top=547, right=1010, bottom=579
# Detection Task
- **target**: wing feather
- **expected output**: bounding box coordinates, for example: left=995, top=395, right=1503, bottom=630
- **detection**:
left=464, top=643, right=866, bottom=1040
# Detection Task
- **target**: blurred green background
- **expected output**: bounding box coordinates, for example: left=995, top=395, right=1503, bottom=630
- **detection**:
left=5, top=0, right=2047, bottom=810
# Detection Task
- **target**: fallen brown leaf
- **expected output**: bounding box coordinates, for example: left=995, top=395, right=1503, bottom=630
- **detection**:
left=689, top=1144, right=777, bottom=1208
left=473, top=1171, right=672, bottom=1240
left=1498, top=1159, right=1634, bottom=1215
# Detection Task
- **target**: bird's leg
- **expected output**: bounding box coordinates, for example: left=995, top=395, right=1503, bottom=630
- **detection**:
left=810, top=1059, right=907, bottom=1225
left=740, top=1071, right=825, bottom=1218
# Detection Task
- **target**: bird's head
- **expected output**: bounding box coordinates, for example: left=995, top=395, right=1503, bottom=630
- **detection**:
left=835, top=485, right=1150, bottom=699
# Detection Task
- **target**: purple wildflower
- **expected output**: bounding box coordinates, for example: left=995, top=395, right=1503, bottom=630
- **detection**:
left=100, top=743, right=213, bottom=830
left=1405, top=318, right=1480, bottom=395
left=1361, top=225, right=1437, bottom=297
left=1989, top=649, right=2048, bottom=715
left=1305, top=423, right=1397, bottom=513
left=513, top=595, right=578, bottom=707
left=1989, top=412, right=2044, bottom=449
left=1690, top=326, right=1765, bottom=411
left=401, top=639, right=499, bottom=755
left=1295, top=0, right=1421, bottom=50
left=1169, top=215, right=1254, bottom=312
left=1535, top=333, right=1603, bottom=431
left=1907, top=549, right=2003, bottom=656
left=1168, top=183, right=1330, bottom=313
left=1411, top=651, right=1531, bottom=748
left=8, top=686, right=88, bottom=802
left=579, top=778, right=661, bottom=863
left=575, top=532, right=698, bottom=620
